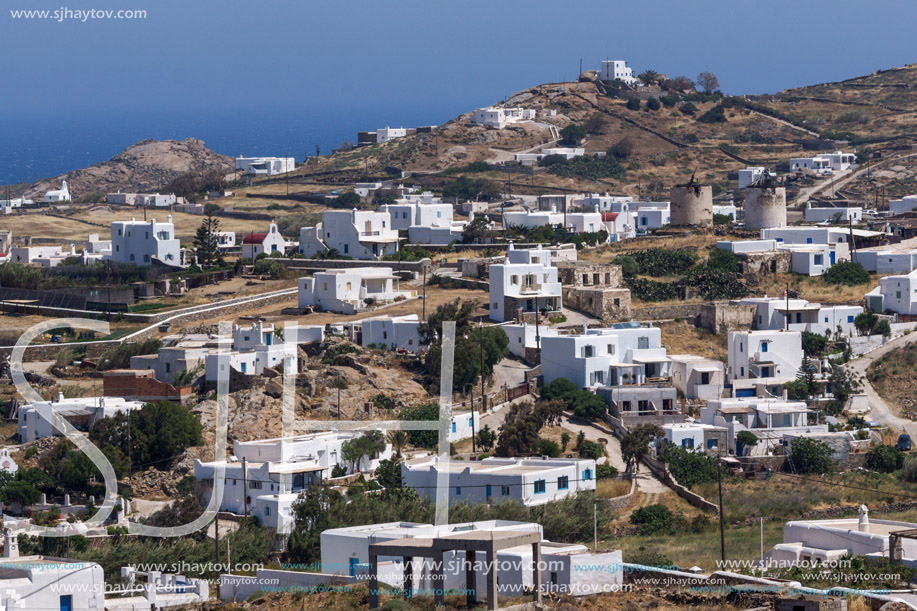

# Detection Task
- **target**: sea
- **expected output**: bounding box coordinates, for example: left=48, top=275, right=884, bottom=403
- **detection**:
left=0, top=101, right=469, bottom=186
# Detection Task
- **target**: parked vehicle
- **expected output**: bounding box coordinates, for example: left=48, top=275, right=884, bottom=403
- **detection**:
left=897, top=434, right=912, bottom=452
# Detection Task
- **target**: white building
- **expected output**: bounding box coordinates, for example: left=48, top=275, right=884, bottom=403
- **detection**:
left=470, top=106, right=536, bottom=129
left=865, top=269, right=917, bottom=315
left=0, top=556, right=105, bottom=611
left=488, top=244, right=562, bottom=322
left=712, top=204, right=737, bottom=221
left=110, top=216, right=181, bottom=266
left=382, top=200, right=452, bottom=231
left=401, top=456, right=596, bottom=507
left=805, top=204, right=863, bottom=223
left=738, top=296, right=862, bottom=336
left=635, top=202, right=670, bottom=232
left=770, top=506, right=917, bottom=568
left=738, top=167, right=772, bottom=189
left=241, top=222, right=287, bottom=259
left=216, top=231, right=236, bottom=249
left=0, top=448, right=17, bottom=474
left=130, top=334, right=226, bottom=384
left=503, top=209, right=564, bottom=230
left=235, top=156, right=295, bottom=176
left=701, top=397, right=827, bottom=455
left=319, top=520, right=622, bottom=596
left=761, top=226, right=864, bottom=246
left=501, top=322, right=563, bottom=358
left=661, top=421, right=727, bottom=453
left=0, top=196, right=34, bottom=210
left=204, top=321, right=296, bottom=382
left=790, top=151, right=856, bottom=174
left=194, top=431, right=393, bottom=534
left=9, top=244, right=74, bottom=267
left=18, top=394, right=144, bottom=443
left=44, top=180, right=71, bottom=202
left=376, top=127, right=408, bottom=143
left=669, top=355, right=725, bottom=401
left=727, top=330, right=803, bottom=383
left=541, top=325, right=670, bottom=389
left=580, top=193, right=634, bottom=212
left=889, top=195, right=917, bottom=216
left=298, top=268, right=414, bottom=314
left=361, top=314, right=422, bottom=352
left=299, top=210, right=400, bottom=260
left=599, top=60, right=637, bottom=86
left=778, top=243, right=844, bottom=276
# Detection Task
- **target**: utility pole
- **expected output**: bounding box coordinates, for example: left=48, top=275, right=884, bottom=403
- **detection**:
left=422, top=265, right=427, bottom=321
left=215, top=510, right=221, bottom=600
left=717, top=459, right=726, bottom=566
left=785, top=282, right=790, bottom=331
left=474, top=320, right=484, bottom=454
left=848, top=217, right=857, bottom=264
left=593, top=501, right=597, bottom=551
left=242, top=457, right=248, bottom=519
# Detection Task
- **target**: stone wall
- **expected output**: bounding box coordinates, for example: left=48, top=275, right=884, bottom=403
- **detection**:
left=630, top=303, right=703, bottom=322
left=740, top=251, right=791, bottom=282
left=562, top=287, right=631, bottom=322
left=699, top=302, right=757, bottom=334
left=556, top=261, right=624, bottom=288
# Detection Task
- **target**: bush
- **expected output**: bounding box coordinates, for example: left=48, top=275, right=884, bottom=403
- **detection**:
left=706, top=248, right=742, bottom=273
left=584, top=113, right=608, bottom=135
left=607, top=139, right=634, bottom=161
left=625, top=97, right=641, bottom=111
left=645, top=97, right=660, bottom=111
left=823, top=262, right=870, bottom=286
left=97, top=338, right=162, bottom=371
left=252, top=257, right=289, bottom=279
left=559, top=124, right=587, bottom=146
left=660, top=94, right=678, bottom=108
left=697, top=105, right=727, bottom=124
left=628, top=278, right=679, bottom=302
left=902, top=457, right=917, bottom=483
left=788, top=437, right=834, bottom=474
left=578, top=440, right=605, bottom=460
left=630, top=504, right=679, bottom=535
left=679, top=102, right=697, bottom=115
left=801, top=331, right=828, bottom=356
left=630, top=249, right=698, bottom=276
left=657, top=444, right=719, bottom=488
left=866, top=445, right=904, bottom=473
left=596, top=463, right=619, bottom=479
left=546, top=155, right=625, bottom=181
left=537, top=438, right=561, bottom=458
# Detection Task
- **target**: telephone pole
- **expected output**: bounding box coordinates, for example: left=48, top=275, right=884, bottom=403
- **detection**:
left=242, top=457, right=248, bottom=519
left=717, top=459, right=726, bottom=565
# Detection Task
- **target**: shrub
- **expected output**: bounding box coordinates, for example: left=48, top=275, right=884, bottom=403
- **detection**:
left=658, top=444, right=719, bottom=488
left=537, top=438, right=561, bottom=458
left=559, top=124, right=587, bottom=146
left=645, top=97, right=660, bottom=111
left=788, top=437, right=834, bottom=474
left=865, top=445, right=904, bottom=473
left=823, top=261, right=870, bottom=286
left=584, top=113, right=608, bottom=135
left=902, top=457, right=917, bottom=483
left=607, top=139, right=634, bottom=161
left=252, top=258, right=289, bottom=279
left=660, top=94, right=678, bottom=108
left=625, top=97, right=641, bottom=111
left=801, top=331, right=828, bottom=356
left=596, top=463, right=619, bottom=479
left=706, top=248, right=742, bottom=273
left=578, top=440, right=605, bottom=460
left=697, top=105, right=727, bottom=124
left=679, top=102, right=697, bottom=115
left=547, top=155, right=625, bottom=180
left=630, top=504, right=678, bottom=535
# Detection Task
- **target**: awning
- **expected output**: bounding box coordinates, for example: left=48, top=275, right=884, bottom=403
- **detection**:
left=692, top=365, right=722, bottom=373
left=632, top=356, right=671, bottom=363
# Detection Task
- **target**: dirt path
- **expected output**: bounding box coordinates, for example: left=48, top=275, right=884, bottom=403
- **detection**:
left=845, top=332, right=917, bottom=438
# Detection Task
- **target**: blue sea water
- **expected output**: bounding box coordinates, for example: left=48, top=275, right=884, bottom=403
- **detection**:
left=0, top=102, right=466, bottom=186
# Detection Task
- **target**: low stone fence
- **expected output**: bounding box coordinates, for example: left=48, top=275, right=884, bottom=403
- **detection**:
left=601, top=473, right=637, bottom=510
left=630, top=303, right=704, bottom=322
left=271, top=258, right=430, bottom=274
left=644, top=456, right=720, bottom=514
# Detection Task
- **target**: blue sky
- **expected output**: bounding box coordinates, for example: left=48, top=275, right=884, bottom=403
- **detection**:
left=3, top=0, right=915, bottom=113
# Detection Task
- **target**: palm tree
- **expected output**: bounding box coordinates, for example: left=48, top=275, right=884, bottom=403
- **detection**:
left=328, top=377, right=349, bottom=419
left=387, top=430, right=409, bottom=459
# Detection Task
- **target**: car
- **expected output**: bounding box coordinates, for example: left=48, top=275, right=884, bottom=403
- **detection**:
left=897, top=434, right=912, bottom=452
left=865, top=420, right=881, bottom=429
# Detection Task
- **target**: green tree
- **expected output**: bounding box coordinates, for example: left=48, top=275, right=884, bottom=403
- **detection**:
left=736, top=431, right=758, bottom=456
left=287, top=485, right=346, bottom=563
left=637, top=70, right=659, bottom=85
left=341, top=431, right=386, bottom=473
left=578, top=440, right=605, bottom=460
left=192, top=203, right=224, bottom=268
left=645, top=97, right=661, bottom=111
left=789, top=437, right=834, bottom=474
left=461, top=215, right=491, bottom=244
left=865, top=444, right=904, bottom=473
left=398, top=403, right=440, bottom=449
left=823, top=261, right=870, bottom=286
left=621, top=424, right=663, bottom=470
left=625, top=97, right=641, bottom=111
left=476, top=424, right=496, bottom=451
left=387, top=430, right=409, bottom=459
left=559, top=124, right=587, bottom=146
left=537, top=438, right=561, bottom=458
left=706, top=248, right=742, bottom=273
left=607, top=138, right=634, bottom=160
left=495, top=400, right=564, bottom=457
left=1, top=481, right=41, bottom=513
left=560, top=432, right=571, bottom=453
left=583, top=113, right=608, bottom=135
left=374, top=459, right=402, bottom=489
left=630, top=503, right=677, bottom=535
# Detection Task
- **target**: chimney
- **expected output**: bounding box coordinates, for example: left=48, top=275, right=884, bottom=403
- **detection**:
left=858, top=505, right=869, bottom=533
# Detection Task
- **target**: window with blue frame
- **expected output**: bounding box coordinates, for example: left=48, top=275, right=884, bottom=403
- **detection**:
left=468, top=417, right=473, bottom=427
left=761, top=342, right=768, bottom=353
left=848, top=315, right=854, bottom=322
left=558, top=476, right=569, bottom=490
left=455, top=486, right=461, bottom=495
left=534, top=480, right=546, bottom=494
left=451, top=423, right=456, bottom=433
left=582, top=468, right=592, bottom=481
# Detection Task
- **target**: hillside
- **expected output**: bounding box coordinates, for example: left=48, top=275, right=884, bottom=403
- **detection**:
left=20, top=138, right=233, bottom=199
left=278, top=64, right=917, bottom=201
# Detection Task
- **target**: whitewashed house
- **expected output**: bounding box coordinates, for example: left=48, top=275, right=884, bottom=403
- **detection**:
left=727, top=330, right=803, bottom=383
left=382, top=200, right=453, bottom=231
left=635, top=202, right=670, bottom=232
left=235, top=156, right=295, bottom=176
left=503, top=209, right=564, bottom=229
left=18, top=394, right=144, bottom=443
left=44, top=180, right=71, bottom=202
left=204, top=321, right=296, bottom=382
left=738, top=167, right=771, bottom=189
left=299, top=210, right=400, bottom=260
left=0, top=448, right=18, bottom=474
left=0, top=556, right=105, bottom=611
left=541, top=325, right=670, bottom=389
left=599, top=60, right=637, bottom=85
left=401, top=456, right=596, bottom=507
left=501, top=322, right=562, bottom=358
left=471, top=107, right=536, bottom=129
left=216, top=231, right=236, bottom=249
left=194, top=431, right=393, bottom=534
left=669, top=355, right=725, bottom=400
left=865, top=269, right=917, bottom=315
left=889, top=195, right=917, bottom=216
left=319, top=521, right=622, bottom=596
left=580, top=193, right=633, bottom=212
left=298, top=268, right=414, bottom=314
left=661, top=421, right=728, bottom=454
left=488, top=244, right=562, bottom=322
left=738, top=296, right=862, bottom=336
left=361, top=314, right=422, bottom=352
left=241, top=222, right=287, bottom=258
left=805, top=204, right=863, bottom=223
left=701, top=397, right=827, bottom=455
left=375, top=127, right=407, bottom=143
left=790, top=151, right=856, bottom=174
left=110, top=216, right=181, bottom=266
left=130, top=334, right=226, bottom=383
left=9, top=244, right=74, bottom=267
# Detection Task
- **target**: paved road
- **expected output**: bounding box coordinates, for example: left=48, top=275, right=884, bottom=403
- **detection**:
left=560, top=414, right=669, bottom=495
left=845, top=332, right=917, bottom=438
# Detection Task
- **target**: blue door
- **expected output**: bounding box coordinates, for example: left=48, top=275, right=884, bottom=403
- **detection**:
left=736, top=388, right=755, bottom=398
left=349, top=557, right=359, bottom=576
left=60, top=596, right=73, bottom=611
left=829, top=251, right=836, bottom=265
left=486, top=484, right=492, bottom=499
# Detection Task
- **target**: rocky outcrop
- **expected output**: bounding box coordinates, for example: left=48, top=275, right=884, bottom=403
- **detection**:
left=22, top=138, right=233, bottom=198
